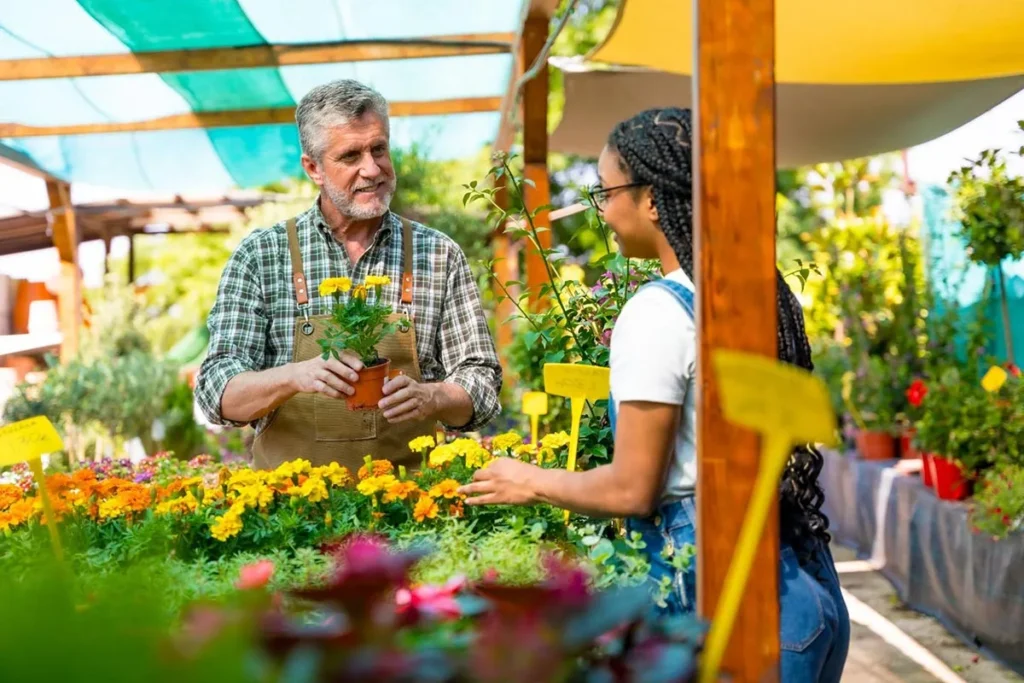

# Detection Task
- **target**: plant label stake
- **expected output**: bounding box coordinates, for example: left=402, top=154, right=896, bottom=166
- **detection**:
left=543, top=363, right=610, bottom=522
left=981, top=365, right=1008, bottom=393
left=0, top=416, right=66, bottom=561
left=698, top=351, right=837, bottom=683
left=521, top=392, right=548, bottom=447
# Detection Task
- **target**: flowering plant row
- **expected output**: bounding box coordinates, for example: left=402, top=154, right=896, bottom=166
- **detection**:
left=0, top=430, right=583, bottom=563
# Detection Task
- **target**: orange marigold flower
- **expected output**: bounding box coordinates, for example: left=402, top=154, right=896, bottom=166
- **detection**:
left=0, top=484, right=23, bottom=511
left=45, top=473, right=74, bottom=494
left=428, top=479, right=462, bottom=499
left=357, top=459, right=395, bottom=480
left=382, top=480, right=420, bottom=504
left=448, top=501, right=465, bottom=518
left=413, top=495, right=439, bottom=522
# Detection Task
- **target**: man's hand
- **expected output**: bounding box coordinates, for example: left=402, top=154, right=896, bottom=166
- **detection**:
left=458, top=458, right=542, bottom=506
left=379, top=373, right=438, bottom=423
left=289, top=353, right=364, bottom=398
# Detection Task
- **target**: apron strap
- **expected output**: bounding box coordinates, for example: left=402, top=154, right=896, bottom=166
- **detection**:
left=286, top=218, right=310, bottom=306
left=398, top=216, right=414, bottom=305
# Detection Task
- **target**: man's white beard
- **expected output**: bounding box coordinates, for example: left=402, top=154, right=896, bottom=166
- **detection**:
left=323, top=176, right=396, bottom=220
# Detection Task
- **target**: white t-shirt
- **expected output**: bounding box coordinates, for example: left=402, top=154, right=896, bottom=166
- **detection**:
left=609, top=268, right=697, bottom=501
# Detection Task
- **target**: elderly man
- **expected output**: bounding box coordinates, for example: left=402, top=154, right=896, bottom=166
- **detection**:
left=195, top=79, right=502, bottom=470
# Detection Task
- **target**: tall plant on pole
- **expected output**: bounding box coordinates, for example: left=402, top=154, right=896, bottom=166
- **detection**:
left=948, top=132, right=1024, bottom=366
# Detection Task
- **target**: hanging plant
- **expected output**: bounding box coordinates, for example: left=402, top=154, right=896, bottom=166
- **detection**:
left=948, top=142, right=1024, bottom=365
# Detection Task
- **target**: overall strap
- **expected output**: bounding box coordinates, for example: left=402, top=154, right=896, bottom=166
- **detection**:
left=286, top=218, right=309, bottom=306
left=644, top=278, right=696, bottom=320
left=398, top=216, right=414, bottom=305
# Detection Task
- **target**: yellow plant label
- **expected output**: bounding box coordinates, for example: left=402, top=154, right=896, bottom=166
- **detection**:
left=981, top=365, right=1008, bottom=393
left=0, top=416, right=64, bottom=467
left=699, top=350, right=839, bottom=683
left=522, top=392, right=549, bottom=416
left=543, top=363, right=610, bottom=402
left=713, top=350, right=838, bottom=447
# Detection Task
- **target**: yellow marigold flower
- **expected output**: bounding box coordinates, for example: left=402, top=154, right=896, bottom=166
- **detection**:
left=491, top=432, right=523, bottom=452
left=202, top=486, right=225, bottom=503
left=537, top=447, right=557, bottom=465
left=540, top=432, right=571, bottom=450
left=352, top=284, right=368, bottom=300
left=408, top=435, right=436, bottom=453
left=449, top=438, right=479, bottom=456
left=357, top=474, right=397, bottom=497
left=299, top=476, right=329, bottom=503
left=382, top=480, right=420, bottom=503
left=513, top=444, right=537, bottom=459
left=357, top=459, right=394, bottom=480
left=318, top=277, right=352, bottom=297
left=413, top=495, right=439, bottom=522
left=210, top=508, right=244, bottom=542
left=428, top=444, right=457, bottom=468
left=364, top=275, right=391, bottom=287
left=236, top=484, right=275, bottom=510
left=97, top=497, right=128, bottom=521
left=428, top=479, right=462, bottom=499
left=314, top=463, right=352, bottom=488
left=464, top=446, right=492, bottom=469
left=155, top=492, right=199, bottom=516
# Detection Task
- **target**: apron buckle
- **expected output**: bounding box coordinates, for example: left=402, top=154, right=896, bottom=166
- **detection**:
left=299, top=304, right=313, bottom=336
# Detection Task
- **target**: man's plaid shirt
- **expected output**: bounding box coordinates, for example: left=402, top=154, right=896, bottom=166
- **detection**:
left=195, top=200, right=502, bottom=433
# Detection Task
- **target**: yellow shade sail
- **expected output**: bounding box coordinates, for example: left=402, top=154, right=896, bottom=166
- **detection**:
left=592, top=0, right=1024, bottom=84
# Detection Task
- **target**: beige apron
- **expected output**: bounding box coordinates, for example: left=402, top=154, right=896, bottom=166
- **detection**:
left=251, top=215, right=437, bottom=472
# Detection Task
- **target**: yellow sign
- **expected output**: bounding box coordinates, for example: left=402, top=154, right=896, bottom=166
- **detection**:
left=981, top=365, right=1008, bottom=393
left=0, top=416, right=65, bottom=561
left=543, top=363, right=610, bottom=522
left=522, top=392, right=549, bottom=447
left=714, top=351, right=838, bottom=447
left=0, top=415, right=65, bottom=467
left=698, top=351, right=837, bottom=683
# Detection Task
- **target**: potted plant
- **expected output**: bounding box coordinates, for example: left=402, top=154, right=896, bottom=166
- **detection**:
left=915, top=367, right=1001, bottom=500
left=850, top=356, right=899, bottom=460
left=899, top=378, right=927, bottom=460
left=317, top=275, right=408, bottom=411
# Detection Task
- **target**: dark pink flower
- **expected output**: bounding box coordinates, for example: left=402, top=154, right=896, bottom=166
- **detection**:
left=237, top=559, right=275, bottom=590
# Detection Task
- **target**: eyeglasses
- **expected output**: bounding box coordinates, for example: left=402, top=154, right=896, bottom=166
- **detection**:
left=588, top=182, right=650, bottom=210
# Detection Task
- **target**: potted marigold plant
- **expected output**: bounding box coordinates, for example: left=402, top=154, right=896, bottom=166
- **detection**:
left=317, top=275, right=408, bottom=410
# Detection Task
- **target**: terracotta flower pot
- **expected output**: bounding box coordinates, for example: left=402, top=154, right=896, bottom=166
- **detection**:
left=346, top=359, right=391, bottom=411
left=921, top=452, right=935, bottom=488
left=900, top=428, right=919, bottom=460
left=855, top=430, right=896, bottom=461
left=931, top=455, right=972, bottom=501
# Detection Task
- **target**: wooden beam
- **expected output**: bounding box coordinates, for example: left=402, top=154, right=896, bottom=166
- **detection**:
left=694, top=0, right=780, bottom=680
left=0, top=97, right=502, bottom=138
left=0, top=33, right=515, bottom=81
left=45, top=179, right=82, bottom=362
left=521, top=9, right=552, bottom=311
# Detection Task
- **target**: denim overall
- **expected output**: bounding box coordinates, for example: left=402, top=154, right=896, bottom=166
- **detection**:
left=611, top=278, right=851, bottom=682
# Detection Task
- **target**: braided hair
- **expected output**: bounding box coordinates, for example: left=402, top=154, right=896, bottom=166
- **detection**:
left=608, top=107, right=830, bottom=548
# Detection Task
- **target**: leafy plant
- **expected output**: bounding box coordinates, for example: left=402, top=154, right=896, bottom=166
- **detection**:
left=463, top=154, right=659, bottom=464
left=317, top=276, right=407, bottom=366
left=914, top=368, right=1005, bottom=475
left=849, top=355, right=900, bottom=433
left=970, top=464, right=1024, bottom=539
left=948, top=142, right=1024, bottom=365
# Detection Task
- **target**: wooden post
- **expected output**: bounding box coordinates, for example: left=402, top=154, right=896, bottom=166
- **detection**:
left=45, top=179, right=81, bottom=362
left=521, top=9, right=552, bottom=311
left=693, top=0, right=781, bottom=680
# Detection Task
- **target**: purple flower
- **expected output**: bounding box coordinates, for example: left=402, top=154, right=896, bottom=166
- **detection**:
left=134, top=471, right=154, bottom=484
left=600, top=329, right=613, bottom=347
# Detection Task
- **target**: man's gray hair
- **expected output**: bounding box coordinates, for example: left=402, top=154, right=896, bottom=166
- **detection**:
left=295, top=79, right=390, bottom=161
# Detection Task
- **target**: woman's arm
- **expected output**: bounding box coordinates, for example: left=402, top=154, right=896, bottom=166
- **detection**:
left=461, top=400, right=677, bottom=518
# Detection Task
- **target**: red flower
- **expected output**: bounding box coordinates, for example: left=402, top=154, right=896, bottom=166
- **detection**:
left=1007, top=363, right=1021, bottom=378
left=906, top=379, right=928, bottom=408
left=237, top=559, right=275, bottom=590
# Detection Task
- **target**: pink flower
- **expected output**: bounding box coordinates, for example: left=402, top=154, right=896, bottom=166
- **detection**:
left=236, top=559, right=275, bottom=590
left=396, top=575, right=466, bottom=621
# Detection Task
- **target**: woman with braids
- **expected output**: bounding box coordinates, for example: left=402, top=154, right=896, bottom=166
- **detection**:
left=460, top=107, right=849, bottom=681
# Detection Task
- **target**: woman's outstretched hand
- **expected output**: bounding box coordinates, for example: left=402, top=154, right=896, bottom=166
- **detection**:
left=458, top=458, right=543, bottom=506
